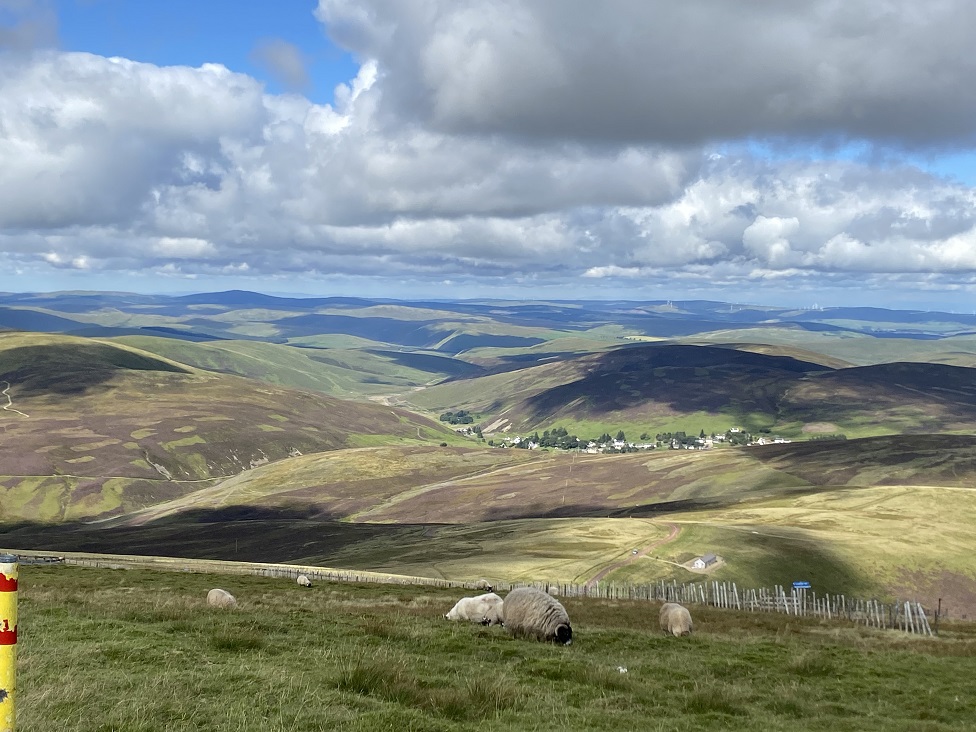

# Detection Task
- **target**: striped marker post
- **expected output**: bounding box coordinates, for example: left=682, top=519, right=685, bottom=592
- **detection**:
left=0, top=554, right=16, bottom=732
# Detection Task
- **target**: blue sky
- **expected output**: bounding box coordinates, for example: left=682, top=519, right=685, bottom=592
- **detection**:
left=2, top=1, right=976, bottom=310
left=54, top=0, right=357, bottom=102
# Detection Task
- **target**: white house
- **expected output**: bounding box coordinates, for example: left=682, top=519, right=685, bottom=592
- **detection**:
left=692, top=553, right=717, bottom=569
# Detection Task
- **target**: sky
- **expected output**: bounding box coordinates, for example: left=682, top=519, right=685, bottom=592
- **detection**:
left=3, top=1, right=976, bottom=310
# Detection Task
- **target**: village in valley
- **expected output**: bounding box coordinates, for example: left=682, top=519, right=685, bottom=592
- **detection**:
left=441, top=411, right=796, bottom=453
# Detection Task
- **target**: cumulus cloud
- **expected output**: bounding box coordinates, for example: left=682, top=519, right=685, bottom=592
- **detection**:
left=316, top=0, right=976, bottom=148
left=1, top=1, right=976, bottom=306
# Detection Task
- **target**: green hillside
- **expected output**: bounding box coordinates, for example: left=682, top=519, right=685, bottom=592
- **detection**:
left=0, top=333, right=462, bottom=522
left=111, top=336, right=482, bottom=397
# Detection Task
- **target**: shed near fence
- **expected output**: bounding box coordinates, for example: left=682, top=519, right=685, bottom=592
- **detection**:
left=692, top=553, right=717, bottom=569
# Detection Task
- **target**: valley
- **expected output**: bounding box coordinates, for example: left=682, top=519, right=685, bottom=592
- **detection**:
left=2, top=290, right=976, bottom=617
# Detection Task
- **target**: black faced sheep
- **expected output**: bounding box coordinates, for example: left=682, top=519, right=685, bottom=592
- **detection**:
left=445, top=592, right=503, bottom=622
left=475, top=578, right=494, bottom=592
left=483, top=600, right=504, bottom=626
left=502, top=587, right=572, bottom=645
left=297, top=574, right=312, bottom=587
left=659, top=602, right=693, bottom=636
left=207, top=588, right=237, bottom=609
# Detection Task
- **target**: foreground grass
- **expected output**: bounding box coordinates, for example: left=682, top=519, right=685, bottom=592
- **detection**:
left=15, top=566, right=976, bottom=731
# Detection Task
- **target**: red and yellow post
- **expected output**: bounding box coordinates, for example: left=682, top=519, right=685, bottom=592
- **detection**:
left=0, top=554, right=16, bottom=732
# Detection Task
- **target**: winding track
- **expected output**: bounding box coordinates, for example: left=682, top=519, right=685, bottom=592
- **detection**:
left=585, top=521, right=680, bottom=586
left=1, top=380, right=29, bottom=418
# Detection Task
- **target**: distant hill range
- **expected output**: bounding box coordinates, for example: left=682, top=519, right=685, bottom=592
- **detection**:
left=3, top=290, right=976, bottom=346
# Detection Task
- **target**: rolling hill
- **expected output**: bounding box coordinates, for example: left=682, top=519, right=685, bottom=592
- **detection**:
left=0, top=332, right=461, bottom=522
left=84, top=434, right=976, bottom=527
left=5, top=434, right=976, bottom=610
left=405, top=342, right=976, bottom=438
left=4, top=290, right=976, bottom=615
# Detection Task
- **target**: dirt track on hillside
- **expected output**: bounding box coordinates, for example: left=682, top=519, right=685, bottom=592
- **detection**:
left=585, top=522, right=680, bottom=586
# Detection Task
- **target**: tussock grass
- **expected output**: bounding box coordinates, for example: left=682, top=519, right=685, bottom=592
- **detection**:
left=13, top=565, right=976, bottom=731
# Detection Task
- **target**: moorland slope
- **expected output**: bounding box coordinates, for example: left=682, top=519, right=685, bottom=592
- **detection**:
left=0, top=333, right=459, bottom=521
left=407, top=343, right=976, bottom=438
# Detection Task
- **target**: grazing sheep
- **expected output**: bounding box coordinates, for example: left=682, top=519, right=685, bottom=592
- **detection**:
left=207, top=588, right=237, bottom=609
left=659, top=602, right=693, bottom=636
left=297, top=574, right=312, bottom=587
left=475, top=578, right=494, bottom=592
left=483, top=600, right=504, bottom=626
left=502, top=587, right=572, bottom=645
left=445, top=592, right=502, bottom=623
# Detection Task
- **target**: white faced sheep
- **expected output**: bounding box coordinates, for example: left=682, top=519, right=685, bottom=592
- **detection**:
left=501, top=587, right=572, bottom=645
left=445, top=592, right=503, bottom=623
left=207, top=588, right=237, bottom=609
left=297, top=574, right=312, bottom=587
left=659, top=602, right=693, bottom=636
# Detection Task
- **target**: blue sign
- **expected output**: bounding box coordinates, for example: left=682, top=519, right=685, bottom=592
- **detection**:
left=792, top=581, right=811, bottom=589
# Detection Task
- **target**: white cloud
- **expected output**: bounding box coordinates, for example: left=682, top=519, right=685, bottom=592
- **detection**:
left=153, top=237, right=216, bottom=258
left=316, top=0, right=976, bottom=147
left=1, top=3, right=976, bottom=307
left=742, top=216, right=801, bottom=266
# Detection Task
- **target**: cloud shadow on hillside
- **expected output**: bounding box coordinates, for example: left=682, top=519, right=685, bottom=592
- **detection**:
left=0, top=507, right=411, bottom=564
left=0, top=343, right=191, bottom=396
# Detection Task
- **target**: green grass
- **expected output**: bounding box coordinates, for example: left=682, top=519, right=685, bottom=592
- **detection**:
left=112, top=336, right=466, bottom=397
left=15, top=565, right=976, bottom=731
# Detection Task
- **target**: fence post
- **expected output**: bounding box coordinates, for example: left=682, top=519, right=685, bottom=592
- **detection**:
left=1, top=554, right=17, bottom=732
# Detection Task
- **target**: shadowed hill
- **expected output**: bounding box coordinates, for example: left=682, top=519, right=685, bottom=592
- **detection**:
left=0, top=339, right=191, bottom=395
left=409, top=343, right=976, bottom=437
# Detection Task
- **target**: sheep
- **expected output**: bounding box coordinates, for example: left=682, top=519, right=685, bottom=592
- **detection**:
left=445, top=592, right=503, bottom=623
left=297, top=574, right=312, bottom=587
left=483, top=600, right=504, bottom=626
left=207, top=588, right=237, bottom=609
left=501, top=587, right=572, bottom=645
left=659, top=602, right=693, bottom=636
left=475, top=578, right=494, bottom=592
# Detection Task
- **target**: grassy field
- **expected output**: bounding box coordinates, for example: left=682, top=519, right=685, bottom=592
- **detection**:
left=306, top=518, right=675, bottom=584
left=13, top=564, right=976, bottom=731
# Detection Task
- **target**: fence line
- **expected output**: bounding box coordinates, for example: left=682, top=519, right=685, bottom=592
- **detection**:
left=5, top=549, right=935, bottom=635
